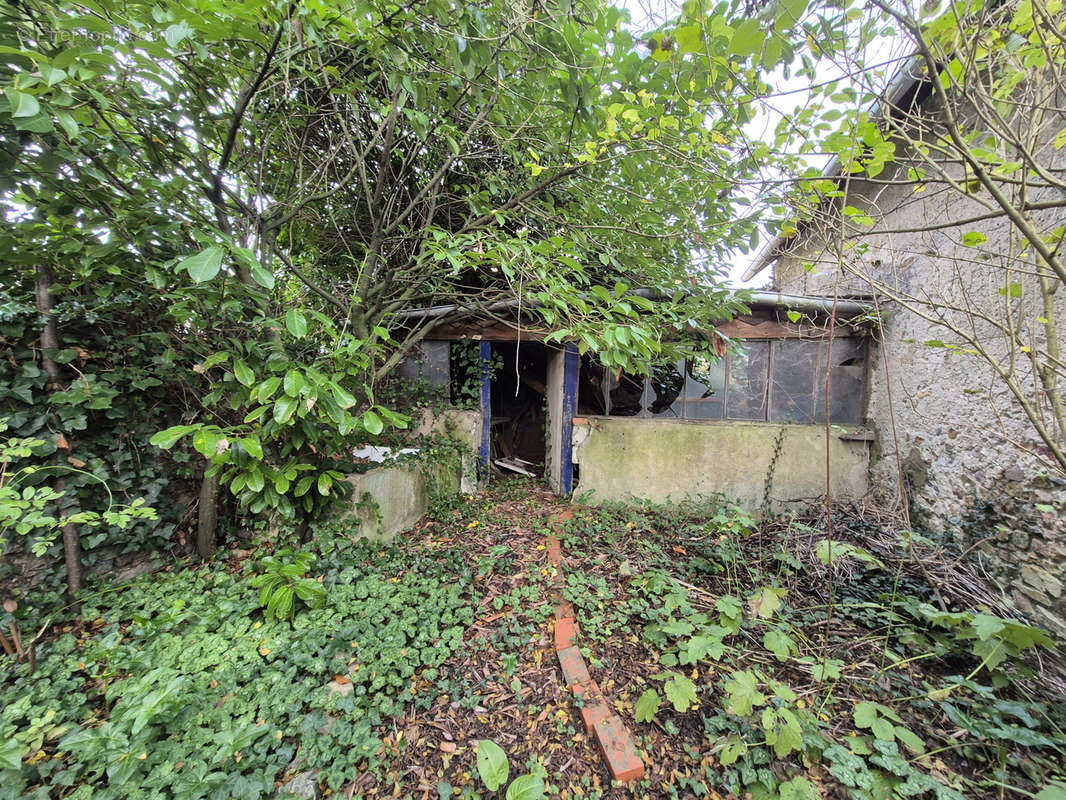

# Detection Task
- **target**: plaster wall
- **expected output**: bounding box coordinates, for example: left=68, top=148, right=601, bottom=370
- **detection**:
left=571, top=417, right=870, bottom=511
left=410, top=407, right=481, bottom=493
left=774, top=164, right=1066, bottom=637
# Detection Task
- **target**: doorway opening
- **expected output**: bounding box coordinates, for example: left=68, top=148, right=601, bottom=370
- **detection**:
left=490, top=342, right=548, bottom=477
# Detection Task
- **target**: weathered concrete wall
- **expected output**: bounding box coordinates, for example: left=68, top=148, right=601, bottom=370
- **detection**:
left=340, top=458, right=461, bottom=543
left=773, top=160, right=1066, bottom=637
left=571, top=417, right=870, bottom=511
left=336, top=407, right=480, bottom=542
left=410, top=408, right=481, bottom=493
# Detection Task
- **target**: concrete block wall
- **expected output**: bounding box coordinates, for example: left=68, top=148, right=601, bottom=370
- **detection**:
left=571, top=417, right=870, bottom=512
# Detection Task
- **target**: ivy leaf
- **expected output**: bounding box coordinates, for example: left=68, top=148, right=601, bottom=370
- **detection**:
left=476, top=740, right=509, bottom=792
left=0, top=737, right=23, bottom=771
left=505, top=774, right=545, bottom=800
left=179, top=246, right=224, bottom=283
left=663, top=672, right=698, bottom=712
left=634, top=688, right=661, bottom=722
left=961, top=231, right=987, bottom=246
left=285, top=309, right=308, bottom=338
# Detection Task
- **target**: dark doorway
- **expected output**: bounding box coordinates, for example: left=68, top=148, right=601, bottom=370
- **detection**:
left=490, top=342, right=548, bottom=476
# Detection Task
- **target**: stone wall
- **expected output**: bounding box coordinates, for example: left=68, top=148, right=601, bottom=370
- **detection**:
left=772, top=159, right=1066, bottom=638
left=571, top=417, right=870, bottom=511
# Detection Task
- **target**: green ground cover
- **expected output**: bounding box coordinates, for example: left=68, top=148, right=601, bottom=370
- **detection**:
left=2, top=480, right=1064, bottom=800
left=0, top=520, right=476, bottom=799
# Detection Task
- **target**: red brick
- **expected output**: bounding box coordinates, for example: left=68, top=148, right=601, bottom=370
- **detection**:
left=593, top=715, right=645, bottom=783
left=555, top=601, right=575, bottom=620
left=551, top=508, right=575, bottom=527
left=546, top=536, right=563, bottom=567
left=554, top=616, right=578, bottom=650
left=556, top=646, right=590, bottom=687
left=571, top=681, right=611, bottom=733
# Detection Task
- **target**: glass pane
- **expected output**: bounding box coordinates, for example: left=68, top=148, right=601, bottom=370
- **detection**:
left=769, top=339, right=821, bottom=423
left=645, top=361, right=685, bottom=417
left=682, top=356, right=725, bottom=420
left=398, top=341, right=450, bottom=388
left=821, top=338, right=866, bottom=424
left=726, top=341, right=769, bottom=420
left=607, top=370, right=644, bottom=416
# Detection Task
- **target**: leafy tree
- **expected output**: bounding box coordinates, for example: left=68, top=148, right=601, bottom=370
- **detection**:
left=0, top=0, right=778, bottom=576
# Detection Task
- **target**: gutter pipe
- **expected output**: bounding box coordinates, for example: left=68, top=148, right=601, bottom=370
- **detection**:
left=391, top=288, right=871, bottom=323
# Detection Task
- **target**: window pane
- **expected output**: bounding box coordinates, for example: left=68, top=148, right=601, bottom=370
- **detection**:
left=820, top=338, right=866, bottom=424
left=398, top=341, right=450, bottom=388
left=769, top=339, right=821, bottom=423
left=645, top=361, right=685, bottom=417
left=767, top=338, right=867, bottom=424
left=726, top=341, right=769, bottom=420
left=683, top=357, right=725, bottom=419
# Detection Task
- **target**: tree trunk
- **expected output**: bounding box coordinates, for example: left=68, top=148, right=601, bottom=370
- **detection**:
left=61, top=520, right=84, bottom=602
left=37, top=266, right=83, bottom=600
left=54, top=478, right=84, bottom=602
left=35, top=265, right=63, bottom=387
left=197, top=465, right=219, bottom=559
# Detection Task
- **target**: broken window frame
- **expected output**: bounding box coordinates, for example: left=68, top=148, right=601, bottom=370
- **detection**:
left=588, top=337, right=867, bottom=424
